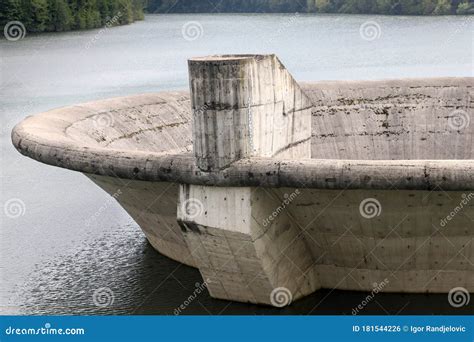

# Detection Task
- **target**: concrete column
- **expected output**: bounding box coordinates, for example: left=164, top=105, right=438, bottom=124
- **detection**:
left=178, top=55, right=318, bottom=306
left=188, top=54, right=313, bottom=171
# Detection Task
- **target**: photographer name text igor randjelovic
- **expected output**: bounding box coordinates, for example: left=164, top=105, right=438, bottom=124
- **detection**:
left=409, top=325, right=466, bottom=334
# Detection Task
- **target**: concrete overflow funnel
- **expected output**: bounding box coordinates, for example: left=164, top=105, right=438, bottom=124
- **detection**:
left=178, top=55, right=319, bottom=305
left=11, top=52, right=474, bottom=308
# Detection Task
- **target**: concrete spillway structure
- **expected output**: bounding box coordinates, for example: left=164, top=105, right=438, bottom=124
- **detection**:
left=12, top=54, right=474, bottom=306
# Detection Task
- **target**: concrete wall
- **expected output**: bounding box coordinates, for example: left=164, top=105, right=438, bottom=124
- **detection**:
left=303, top=79, right=473, bottom=160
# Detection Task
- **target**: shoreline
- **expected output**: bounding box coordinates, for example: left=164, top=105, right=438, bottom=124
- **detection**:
left=2, top=12, right=472, bottom=38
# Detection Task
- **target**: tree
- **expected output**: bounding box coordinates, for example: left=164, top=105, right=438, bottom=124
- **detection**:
left=20, top=0, right=49, bottom=32
left=421, top=0, right=437, bottom=14
left=374, top=0, right=393, bottom=14
left=0, top=0, right=23, bottom=26
left=315, top=0, right=330, bottom=12
left=456, top=1, right=474, bottom=14
left=433, top=0, right=452, bottom=14
left=132, top=0, right=144, bottom=20
left=117, top=0, right=133, bottom=24
left=46, top=0, right=73, bottom=31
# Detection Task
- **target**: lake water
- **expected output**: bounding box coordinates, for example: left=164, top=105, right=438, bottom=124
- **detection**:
left=1, top=14, right=472, bottom=315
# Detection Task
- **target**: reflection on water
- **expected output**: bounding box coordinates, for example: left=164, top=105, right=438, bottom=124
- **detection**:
left=1, top=13, right=472, bottom=315
left=11, top=220, right=473, bottom=315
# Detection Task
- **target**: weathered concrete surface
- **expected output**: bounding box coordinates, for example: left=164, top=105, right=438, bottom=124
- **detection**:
left=189, top=54, right=311, bottom=171
left=179, top=55, right=315, bottom=303
left=12, top=80, right=474, bottom=190
left=11, top=54, right=474, bottom=306
left=303, top=78, right=473, bottom=160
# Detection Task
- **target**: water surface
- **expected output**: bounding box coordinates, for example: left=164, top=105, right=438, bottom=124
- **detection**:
left=1, top=14, right=472, bottom=315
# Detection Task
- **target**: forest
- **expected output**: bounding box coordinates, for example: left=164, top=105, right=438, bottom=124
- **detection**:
left=148, top=0, right=474, bottom=15
left=0, top=0, right=144, bottom=33
left=1, top=0, right=472, bottom=35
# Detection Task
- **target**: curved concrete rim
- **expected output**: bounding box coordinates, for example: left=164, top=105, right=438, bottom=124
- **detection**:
left=189, top=54, right=266, bottom=61
left=12, top=78, right=474, bottom=191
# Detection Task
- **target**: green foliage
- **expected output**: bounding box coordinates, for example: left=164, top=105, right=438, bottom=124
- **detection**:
left=46, top=0, right=73, bottom=31
left=133, top=0, right=144, bottom=20
left=0, top=0, right=470, bottom=35
left=147, top=0, right=473, bottom=15
left=0, top=0, right=23, bottom=23
left=456, top=0, right=474, bottom=13
left=0, top=0, right=144, bottom=33
left=21, top=0, right=49, bottom=32
left=433, top=0, right=452, bottom=14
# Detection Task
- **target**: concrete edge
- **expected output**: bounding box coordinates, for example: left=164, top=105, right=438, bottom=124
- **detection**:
left=11, top=78, right=474, bottom=191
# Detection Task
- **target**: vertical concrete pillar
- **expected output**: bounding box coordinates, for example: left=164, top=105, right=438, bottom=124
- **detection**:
left=188, top=54, right=313, bottom=171
left=178, top=55, right=318, bottom=306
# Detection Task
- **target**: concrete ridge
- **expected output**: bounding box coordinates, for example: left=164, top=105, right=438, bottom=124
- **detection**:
left=12, top=77, right=474, bottom=190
